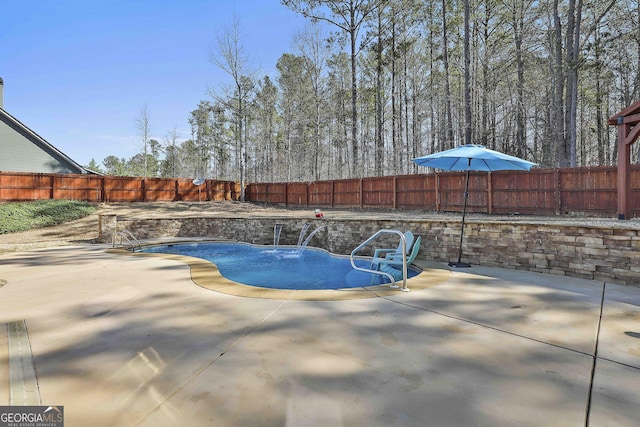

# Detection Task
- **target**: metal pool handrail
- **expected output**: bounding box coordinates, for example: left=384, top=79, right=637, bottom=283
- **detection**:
left=112, top=230, right=142, bottom=251
left=350, top=229, right=409, bottom=291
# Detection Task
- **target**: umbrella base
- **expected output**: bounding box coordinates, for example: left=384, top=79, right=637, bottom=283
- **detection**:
left=448, top=261, right=471, bottom=268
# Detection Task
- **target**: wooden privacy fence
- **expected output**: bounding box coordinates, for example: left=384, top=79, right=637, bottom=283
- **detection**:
left=2, top=166, right=639, bottom=218
left=246, top=165, right=640, bottom=218
left=0, top=173, right=241, bottom=202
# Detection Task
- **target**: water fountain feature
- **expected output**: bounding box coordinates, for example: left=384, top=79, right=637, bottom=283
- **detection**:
left=297, top=223, right=312, bottom=247
left=273, top=223, right=283, bottom=246
left=297, top=225, right=327, bottom=254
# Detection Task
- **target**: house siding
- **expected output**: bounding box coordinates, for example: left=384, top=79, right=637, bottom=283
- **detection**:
left=0, top=112, right=84, bottom=174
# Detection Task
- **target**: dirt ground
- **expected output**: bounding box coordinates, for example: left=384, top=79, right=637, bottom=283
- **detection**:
left=0, top=200, right=638, bottom=255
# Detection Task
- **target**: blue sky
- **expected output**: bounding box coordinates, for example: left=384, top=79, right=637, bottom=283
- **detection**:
left=1, top=0, right=308, bottom=166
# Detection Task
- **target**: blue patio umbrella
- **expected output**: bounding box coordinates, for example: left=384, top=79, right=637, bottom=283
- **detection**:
left=412, top=144, right=537, bottom=268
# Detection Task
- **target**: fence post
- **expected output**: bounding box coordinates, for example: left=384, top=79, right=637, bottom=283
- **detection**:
left=393, top=176, right=398, bottom=209
left=487, top=172, right=493, bottom=214
left=331, top=180, right=335, bottom=208
left=555, top=169, right=561, bottom=215
left=141, top=179, right=146, bottom=202
left=359, top=179, right=363, bottom=208
left=435, top=173, right=440, bottom=212
left=306, top=182, right=310, bottom=207
left=49, top=175, right=55, bottom=199
left=285, top=183, right=289, bottom=207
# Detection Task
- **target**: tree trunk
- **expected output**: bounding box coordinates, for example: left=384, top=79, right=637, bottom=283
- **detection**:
left=514, top=1, right=525, bottom=158
left=563, top=0, right=582, bottom=167
left=442, top=0, right=454, bottom=149
left=391, top=19, right=399, bottom=174
left=350, top=8, right=359, bottom=176
left=552, top=0, right=565, bottom=167
left=594, top=25, right=605, bottom=165
left=481, top=1, right=490, bottom=148
left=375, top=9, right=384, bottom=176
left=464, top=0, right=472, bottom=146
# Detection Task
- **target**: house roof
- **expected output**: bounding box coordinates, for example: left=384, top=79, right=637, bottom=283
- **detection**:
left=0, top=106, right=91, bottom=174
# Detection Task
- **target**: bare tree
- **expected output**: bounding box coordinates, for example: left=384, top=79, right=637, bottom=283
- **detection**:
left=136, top=104, right=151, bottom=178
left=253, top=76, right=280, bottom=181
left=441, top=0, right=455, bottom=150
left=162, top=127, right=180, bottom=178
left=209, top=15, right=256, bottom=201
left=283, top=0, right=382, bottom=177
left=463, top=0, right=472, bottom=147
left=294, top=23, right=331, bottom=181
left=548, top=0, right=616, bottom=167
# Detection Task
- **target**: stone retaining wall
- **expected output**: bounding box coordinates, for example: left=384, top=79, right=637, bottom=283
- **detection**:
left=99, top=214, right=640, bottom=287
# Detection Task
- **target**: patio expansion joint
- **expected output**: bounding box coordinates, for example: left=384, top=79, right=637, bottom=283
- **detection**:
left=585, top=281, right=607, bottom=426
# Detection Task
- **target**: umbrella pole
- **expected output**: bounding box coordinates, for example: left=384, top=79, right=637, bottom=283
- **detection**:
left=449, top=166, right=471, bottom=268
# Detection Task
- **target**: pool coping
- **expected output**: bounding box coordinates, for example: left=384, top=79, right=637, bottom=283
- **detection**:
left=107, top=240, right=452, bottom=301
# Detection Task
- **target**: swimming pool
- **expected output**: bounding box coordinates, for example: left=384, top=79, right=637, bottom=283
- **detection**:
left=139, top=242, right=419, bottom=290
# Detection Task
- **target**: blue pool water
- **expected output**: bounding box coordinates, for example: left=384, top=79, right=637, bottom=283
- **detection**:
left=140, top=242, right=419, bottom=290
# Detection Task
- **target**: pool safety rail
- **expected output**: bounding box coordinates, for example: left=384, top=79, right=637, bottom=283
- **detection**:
left=350, top=229, right=410, bottom=292
left=112, top=229, right=141, bottom=251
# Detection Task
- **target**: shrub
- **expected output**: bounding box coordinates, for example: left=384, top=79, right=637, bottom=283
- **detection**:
left=0, top=200, right=98, bottom=234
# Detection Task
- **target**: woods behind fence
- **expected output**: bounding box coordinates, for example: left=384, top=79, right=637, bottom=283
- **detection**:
left=1, top=166, right=639, bottom=218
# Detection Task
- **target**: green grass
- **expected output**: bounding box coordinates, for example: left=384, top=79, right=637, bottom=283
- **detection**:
left=0, top=200, right=98, bottom=234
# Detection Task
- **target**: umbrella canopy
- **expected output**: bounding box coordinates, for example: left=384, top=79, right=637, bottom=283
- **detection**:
left=412, top=144, right=538, bottom=172
left=412, top=144, right=537, bottom=268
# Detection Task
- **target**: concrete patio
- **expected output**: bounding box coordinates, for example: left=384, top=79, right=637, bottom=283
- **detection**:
left=1, top=243, right=639, bottom=426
